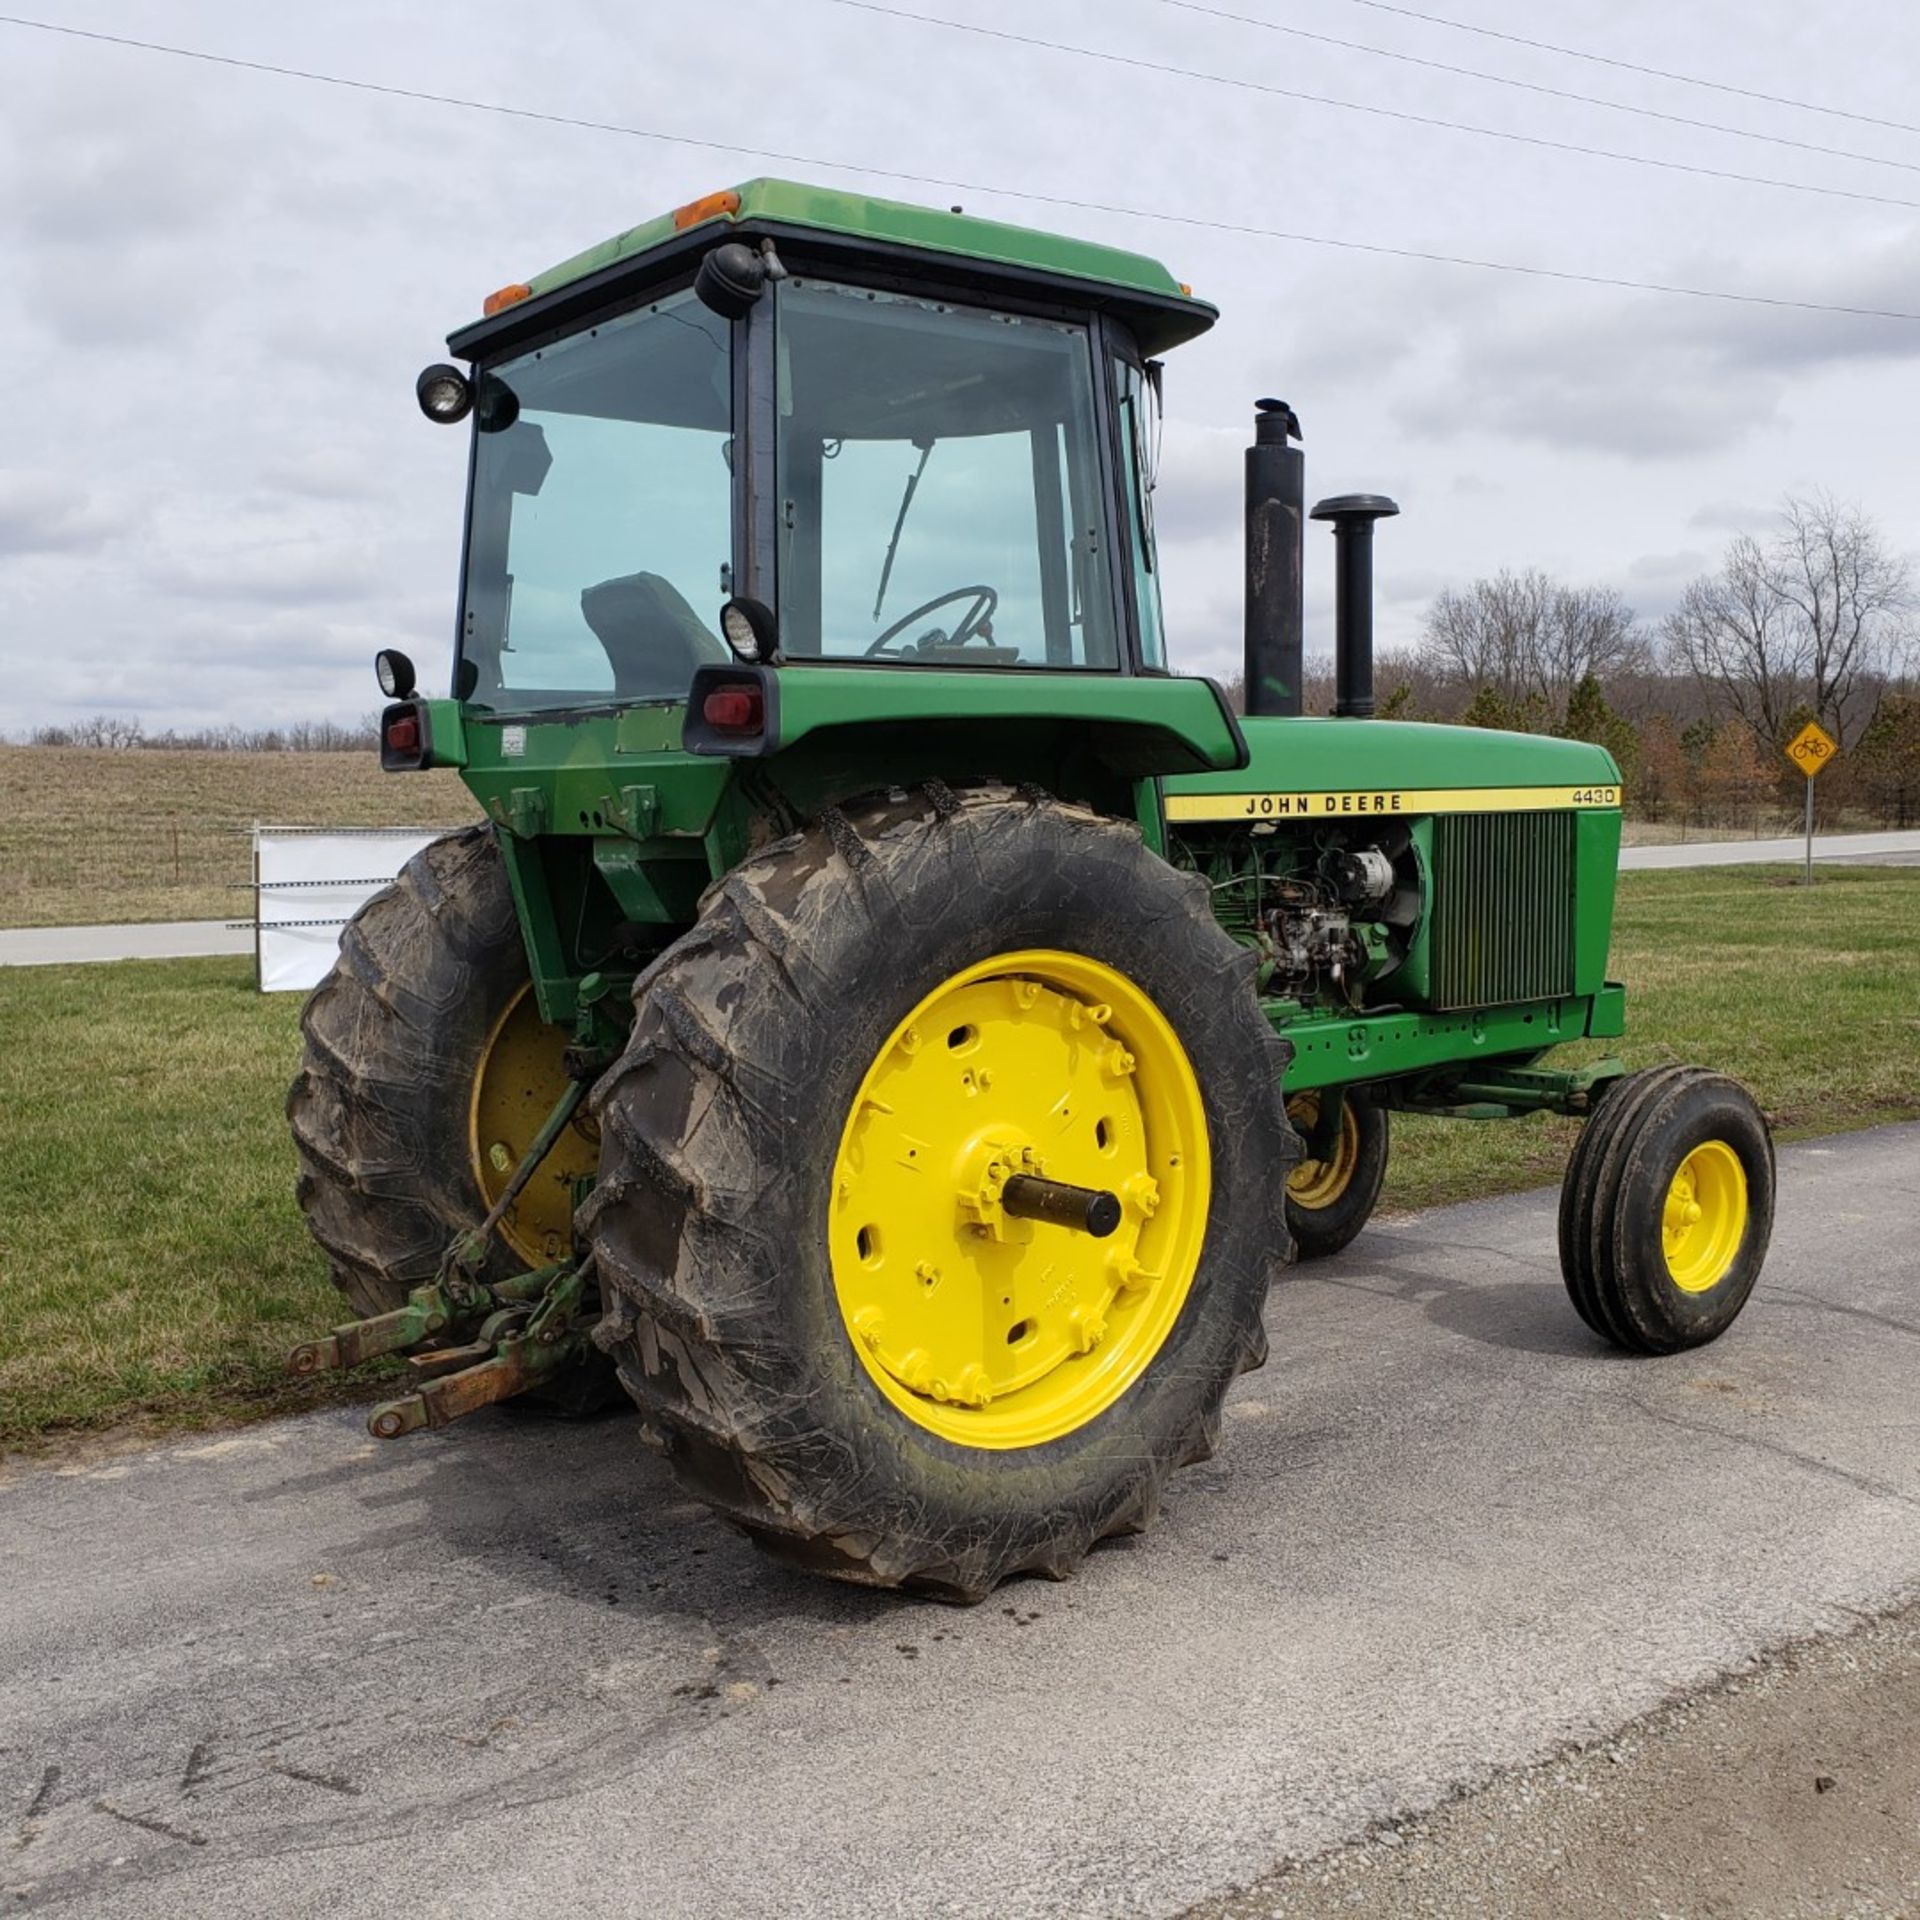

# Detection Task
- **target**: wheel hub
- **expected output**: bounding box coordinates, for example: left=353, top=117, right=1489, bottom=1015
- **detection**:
left=1286, top=1092, right=1359, bottom=1210
left=831, top=951, right=1209, bottom=1449
left=469, top=984, right=599, bottom=1267
left=1661, top=1139, right=1748, bottom=1293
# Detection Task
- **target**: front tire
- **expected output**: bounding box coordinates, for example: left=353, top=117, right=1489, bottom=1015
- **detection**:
left=1558, top=1066, right=1774, bottom=1353
left=584, top=785, right=1300, bottom=1599
left=1284, top=1090, right=1389, bottom=1260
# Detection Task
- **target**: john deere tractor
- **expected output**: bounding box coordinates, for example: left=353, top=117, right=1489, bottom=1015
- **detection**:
left=289, top=180, right=1775, bottom=1599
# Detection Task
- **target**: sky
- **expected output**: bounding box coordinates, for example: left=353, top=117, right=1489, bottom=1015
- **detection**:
left=2, top=0, right=1917, bottom=731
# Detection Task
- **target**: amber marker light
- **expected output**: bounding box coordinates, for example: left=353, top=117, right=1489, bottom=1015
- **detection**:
left=482, top=282, right=533, bottom=317
left=672, top=189, right=742, bottom=230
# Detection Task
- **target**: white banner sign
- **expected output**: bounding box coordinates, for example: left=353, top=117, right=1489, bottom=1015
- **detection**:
left=252, top=826, right=454, bottom=993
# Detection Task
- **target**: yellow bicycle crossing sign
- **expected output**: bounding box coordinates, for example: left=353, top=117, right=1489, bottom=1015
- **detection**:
left=1785, top=720, right=1838, bottom=778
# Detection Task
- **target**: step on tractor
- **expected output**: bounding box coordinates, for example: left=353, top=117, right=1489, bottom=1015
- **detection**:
left=289, top=180, right=1776, bottom=1600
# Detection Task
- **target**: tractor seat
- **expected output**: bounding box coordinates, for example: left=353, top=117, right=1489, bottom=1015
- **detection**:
left=580, top=571, right=727, bottom=700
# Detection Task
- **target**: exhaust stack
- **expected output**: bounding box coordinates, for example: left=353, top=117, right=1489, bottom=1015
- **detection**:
left=1311, top=494, right=1400, bottom=719
left=1243, top=399, right=1304, bottom=717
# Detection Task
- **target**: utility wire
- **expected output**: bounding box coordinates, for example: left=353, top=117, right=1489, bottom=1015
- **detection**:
left=1, top=12, right=1915, bottom=323
left=1155, top=0, right=1920, bottom=177
left=834, top=1, right=1920, bottom=215
left=1332, top=0, right=1920, bottom=140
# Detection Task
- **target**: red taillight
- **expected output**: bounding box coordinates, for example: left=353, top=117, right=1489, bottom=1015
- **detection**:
left=702, top=686, right=764, bottom=734
left=385, top=712, right=422, bottom=755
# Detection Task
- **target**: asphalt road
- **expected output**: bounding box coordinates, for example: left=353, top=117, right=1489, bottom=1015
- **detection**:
left=5, top=1125, right=1918, bottom=1919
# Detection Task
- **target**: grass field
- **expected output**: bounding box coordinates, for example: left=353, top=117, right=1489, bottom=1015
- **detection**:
left=0, top=745, right=478, bottom=928
left=2, top=864, right=1916, bottom=1449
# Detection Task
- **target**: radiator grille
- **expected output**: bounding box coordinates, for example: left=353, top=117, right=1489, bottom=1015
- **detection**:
left=1429, top=812, right=1576, bottom=1011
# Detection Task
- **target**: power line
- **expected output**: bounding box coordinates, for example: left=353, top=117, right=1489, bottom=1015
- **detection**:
left=834, top=2, right=1920, bottom=215
left=1332, top=0, right=1920, bottom=140
left=1155, top=0, right=1920, bottom=177
left=1, top=12, right=1915, bottom=324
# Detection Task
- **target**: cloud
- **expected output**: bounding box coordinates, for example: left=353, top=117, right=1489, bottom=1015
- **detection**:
left=1687, top=499, right=1771, bottom=533
left=1389, top=227, right=1920, bottom=461
left=5, top=0, right=1920, bottom=734
left=0, top=474, right=136, bottom=557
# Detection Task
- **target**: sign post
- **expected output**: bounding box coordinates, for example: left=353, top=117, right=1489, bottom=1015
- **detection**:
left=1783, top=720, right=1838, bottom=884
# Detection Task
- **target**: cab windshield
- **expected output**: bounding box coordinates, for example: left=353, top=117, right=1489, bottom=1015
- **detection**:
left=458, top=289, right=732, bottom=713
left=775, top=281, right=1120, bottom=668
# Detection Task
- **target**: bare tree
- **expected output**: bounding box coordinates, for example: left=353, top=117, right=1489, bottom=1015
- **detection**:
left=46, top=715, right=147, bottom=749
left=1663, top=492, right=1912, bottom=748
left=1423, top=569, right=1641, bottom=709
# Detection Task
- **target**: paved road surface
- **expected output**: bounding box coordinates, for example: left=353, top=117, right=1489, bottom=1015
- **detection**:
left=0, top=920, right=250, bottom=967
left=1619, top=827, right=1920, bottom=869
left=4, top=1126, right=1918, bottom=1919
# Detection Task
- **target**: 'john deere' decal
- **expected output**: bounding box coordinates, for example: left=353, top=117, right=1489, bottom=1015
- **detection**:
left=1163, top=785, right=1622, bottom=823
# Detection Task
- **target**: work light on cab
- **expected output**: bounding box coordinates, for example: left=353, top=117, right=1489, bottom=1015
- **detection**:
left=415, top=362, right=473, bottom=425
left=373, top=649, right=416, bottom=700
left=719, top=595, right=778, bottom=663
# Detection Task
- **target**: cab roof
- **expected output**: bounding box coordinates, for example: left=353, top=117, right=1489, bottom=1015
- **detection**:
left=447, top=177, right=1218, bottom=362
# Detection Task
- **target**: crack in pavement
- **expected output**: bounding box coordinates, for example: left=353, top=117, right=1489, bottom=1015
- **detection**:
left=1617, top=1394, right=1920, bottom=1513
left=1762, top=1286, right=1920, bottom=1340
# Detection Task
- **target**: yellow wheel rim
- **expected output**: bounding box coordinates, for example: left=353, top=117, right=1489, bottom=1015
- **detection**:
left=1662, top=1139, right=1748, bottom=1293
left=1285, top=1093, right=1360, bottom=1211
left=830, top=950, right=1211, bottom=1450
left=468, top=983, right=599, bottom=1268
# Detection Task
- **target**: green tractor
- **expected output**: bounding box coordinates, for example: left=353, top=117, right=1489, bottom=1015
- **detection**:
left=288, top=179, right=1774, bottom=1599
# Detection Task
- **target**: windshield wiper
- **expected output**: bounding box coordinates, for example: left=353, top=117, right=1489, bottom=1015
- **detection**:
left=871, top=437, right=935, bottom=622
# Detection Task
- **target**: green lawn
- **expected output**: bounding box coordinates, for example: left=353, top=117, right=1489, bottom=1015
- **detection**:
left=2, top=864, right=1916, bottom=1447
left=1387, top=864, right=1920, bottom=1211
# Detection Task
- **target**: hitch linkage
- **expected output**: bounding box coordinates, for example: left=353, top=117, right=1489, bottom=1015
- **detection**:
left=288, top=1262, right=588, bottom=1441
left=286, top=1066, right=601, bottom=1439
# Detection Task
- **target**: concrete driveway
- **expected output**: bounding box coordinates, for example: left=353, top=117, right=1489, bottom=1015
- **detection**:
left=4, top=1125, right=1917, bottom=1918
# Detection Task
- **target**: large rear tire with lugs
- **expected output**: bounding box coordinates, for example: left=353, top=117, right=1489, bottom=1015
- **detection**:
left=583, top=784, right=1300, bottom=1600
left=288, top=825, right=617, bottom=1412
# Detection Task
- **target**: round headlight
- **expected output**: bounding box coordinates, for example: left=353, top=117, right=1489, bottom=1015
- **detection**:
left=719, top=596, right=778, bottom=662
left=721, top=604, right=758, bottom=660
left=374, top=648, right=417, bottom=699
left=415, top=362, right=473, bottom=425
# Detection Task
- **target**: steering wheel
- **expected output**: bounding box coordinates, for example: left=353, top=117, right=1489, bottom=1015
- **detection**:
left=866, top=585, right=1000, bottom=656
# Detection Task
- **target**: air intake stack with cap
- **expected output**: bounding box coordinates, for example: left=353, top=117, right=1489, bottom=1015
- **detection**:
left=1310, top=494, right=1400, bottom=719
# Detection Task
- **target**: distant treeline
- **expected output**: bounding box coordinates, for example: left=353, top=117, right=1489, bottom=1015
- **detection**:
left=1252, top=491, right=1920, bottom=831
left=22, top=716, right=380, bottom=753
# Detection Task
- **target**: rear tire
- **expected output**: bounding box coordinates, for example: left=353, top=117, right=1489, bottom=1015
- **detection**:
left=288, top=825, right=617, bottom=1413
left=584, top=785, right=1300, bottom=1599
left=1558, top=1067, right=1774, bottom=1354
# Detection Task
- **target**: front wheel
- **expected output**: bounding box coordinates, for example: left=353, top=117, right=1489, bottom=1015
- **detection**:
left=1558, top=1066, right=1774, bottom=1353
left=584, top=785, right=1300, bottom=1599
left=1284, top=1091, right=1389, bottom=1260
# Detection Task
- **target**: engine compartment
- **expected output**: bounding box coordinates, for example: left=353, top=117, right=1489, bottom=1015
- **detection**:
left=1172, top=820, right=1424, bottom=1009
